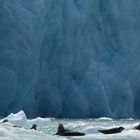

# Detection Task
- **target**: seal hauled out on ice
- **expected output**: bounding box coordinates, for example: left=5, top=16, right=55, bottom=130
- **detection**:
left=55, top=123, right=85, bottom=136
left=98, top=127, right=124, bottom=134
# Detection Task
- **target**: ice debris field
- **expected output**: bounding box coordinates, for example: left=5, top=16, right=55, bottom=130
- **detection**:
left=0, top=111, right=140, bottom=140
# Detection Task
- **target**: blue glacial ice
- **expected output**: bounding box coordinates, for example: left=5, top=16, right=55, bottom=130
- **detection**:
left=0, top=0, right=140, bottom=118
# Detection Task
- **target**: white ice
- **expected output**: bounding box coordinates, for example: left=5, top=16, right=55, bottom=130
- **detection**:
left=0, top=111, right=67, bottom=140
left=0, top=111, right=140, bottom=140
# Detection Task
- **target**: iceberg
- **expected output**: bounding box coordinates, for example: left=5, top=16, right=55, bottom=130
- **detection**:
left=3, top=110, right=27, bottom=127
left=0, top=0, right=140, bottom=118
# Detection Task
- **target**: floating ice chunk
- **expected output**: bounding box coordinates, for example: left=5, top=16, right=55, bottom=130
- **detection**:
left=28, top=117, right=52, bottom=127
left=3, top=110, right=27, bottom=127
left=29, top=117, right=51, bottom=123
left=95, top=117, right=113, bottom=121
left=126, top=118, right=134, bottom=121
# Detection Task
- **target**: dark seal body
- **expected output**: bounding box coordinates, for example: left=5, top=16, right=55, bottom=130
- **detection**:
left=55, top=123, right=85, bottom=136
left=59, top=131, right=85, bottom=136
left=133, top=123, right=140, bottom=130
left=98, top=127, right=124, bottom=134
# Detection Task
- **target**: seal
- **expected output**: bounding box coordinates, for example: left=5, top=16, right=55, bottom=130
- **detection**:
left=2, top=119, right=8, bottom=123
left=98, top=126, right=124, bottom=134
left=31, top=124, right=37, bottom=130
left=133, top=123, right=140, bottom=130
left=55, top=123, right=85, bottom=136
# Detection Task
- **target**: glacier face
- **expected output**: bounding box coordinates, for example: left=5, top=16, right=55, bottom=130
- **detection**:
left=0, top=0, right=140, bottom=118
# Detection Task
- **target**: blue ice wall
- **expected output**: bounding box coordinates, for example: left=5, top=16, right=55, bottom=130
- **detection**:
left=0, top=0, right=140, bottom=118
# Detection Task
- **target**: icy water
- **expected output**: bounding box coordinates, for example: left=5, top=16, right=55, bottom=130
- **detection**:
left=28, top=117, right=140, bottom=140
left=1, top=114, right=140, bottom=140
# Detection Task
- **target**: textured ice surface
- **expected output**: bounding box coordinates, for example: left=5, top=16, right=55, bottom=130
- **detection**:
left=0, top=111, right=66, bottom=140
left=0, top=0, right=140, bottom=118
left=0, top=124, right=67, bottom=140
left=0, top=111, right=140, bottom=140
left=3, top=110, right=27, bottom=127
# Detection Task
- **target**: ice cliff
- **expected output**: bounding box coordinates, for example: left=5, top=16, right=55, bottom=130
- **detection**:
left=0, top=0, right=140, bottom=118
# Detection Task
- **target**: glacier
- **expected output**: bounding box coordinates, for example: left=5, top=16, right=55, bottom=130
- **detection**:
left=0, top=0, right=140, bottom=118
